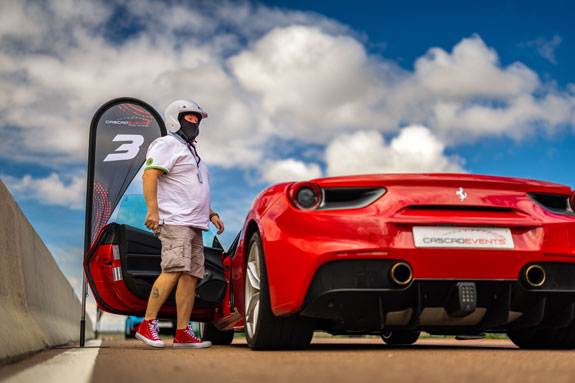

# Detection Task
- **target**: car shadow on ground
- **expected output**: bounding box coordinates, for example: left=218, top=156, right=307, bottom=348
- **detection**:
left=226, top=342, right=517, bottom=352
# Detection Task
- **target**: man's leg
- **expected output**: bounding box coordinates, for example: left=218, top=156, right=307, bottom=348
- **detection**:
left=172, top=228, right=211, bottom=348
left=175, top=274, right=198, bottom=329
left=144, top=271, right=182, bottom=320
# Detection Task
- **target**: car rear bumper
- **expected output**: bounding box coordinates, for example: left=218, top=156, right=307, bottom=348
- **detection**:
left=264, top=237, right=575, bottom=317
left=257, top=186, right=575, bottom=317
left=297, top=260, right=575, bottom=333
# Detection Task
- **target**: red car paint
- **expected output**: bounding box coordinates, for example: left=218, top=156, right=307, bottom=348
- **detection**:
left=231, top=174, right=575, bottom=318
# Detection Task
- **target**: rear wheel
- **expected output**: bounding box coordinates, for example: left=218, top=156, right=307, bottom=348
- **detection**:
left=199, top=322, right=234, bottom=345
left=508, top=325, right=575, bottom=350
left=244, top=231, right=314, bottom=350
left=381, top=330, right=420, bottom=345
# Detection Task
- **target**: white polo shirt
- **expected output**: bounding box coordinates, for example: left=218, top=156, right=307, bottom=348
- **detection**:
left=144, top=134, right=211, bottom=230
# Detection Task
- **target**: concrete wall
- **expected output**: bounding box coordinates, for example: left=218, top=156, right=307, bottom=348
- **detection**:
left=0, top=178, right=93, bottom=362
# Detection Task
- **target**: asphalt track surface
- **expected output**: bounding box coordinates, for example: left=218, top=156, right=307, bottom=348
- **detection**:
left=2, top=336, right=575, bottom=383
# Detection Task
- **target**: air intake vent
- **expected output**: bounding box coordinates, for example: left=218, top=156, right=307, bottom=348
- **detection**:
left=528, top=193, right=574, bottom=216
left=408, top=205, right=513, bottom=213
left=318, top=187, right=385, bottom=211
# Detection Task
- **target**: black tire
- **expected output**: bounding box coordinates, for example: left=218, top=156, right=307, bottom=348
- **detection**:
left=125, top=320, right=136, bottom=338
left=163, top=321, right=178, bottom=336
left=381, top=330, right=420, bottom=345
left=244, top=231, right=315, bottom=350
left=125, top=328, right=136, bottom=338
left=199, top=322, right=235, bottom=345
left=508, top=325, right=575, bottom=350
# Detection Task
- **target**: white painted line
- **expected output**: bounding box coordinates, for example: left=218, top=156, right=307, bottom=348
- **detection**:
left=3, top=340, right=102, bottom=383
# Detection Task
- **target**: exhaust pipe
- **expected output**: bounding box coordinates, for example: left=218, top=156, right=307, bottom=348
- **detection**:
left=390, top=262, right=413, bottom=286
left=524, top=264, right=546, bottom=287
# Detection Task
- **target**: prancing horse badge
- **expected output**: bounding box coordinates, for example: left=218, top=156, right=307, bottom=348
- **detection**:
left=456, top=187, right=467, bottom=202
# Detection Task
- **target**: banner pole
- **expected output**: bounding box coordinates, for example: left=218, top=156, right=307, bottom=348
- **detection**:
left=81, top=100, right=99, bottom=348
left=80, top=276, right=87, bottom=347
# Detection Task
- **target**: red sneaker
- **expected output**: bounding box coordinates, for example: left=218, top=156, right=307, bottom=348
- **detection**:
left=173, top=326, right=212, bottom=348
left=136, top=319, right=166, bottom=348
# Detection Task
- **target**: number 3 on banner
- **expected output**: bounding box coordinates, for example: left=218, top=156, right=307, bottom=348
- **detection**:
left=103, top=134, right=145, bottom=162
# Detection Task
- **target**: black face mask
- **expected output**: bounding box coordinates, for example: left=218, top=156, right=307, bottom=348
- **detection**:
left=177, top=113, right=200, bottom=143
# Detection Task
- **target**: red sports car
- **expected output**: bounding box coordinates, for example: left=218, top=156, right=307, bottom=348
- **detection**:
left=85, top=173, right=575, bottom=349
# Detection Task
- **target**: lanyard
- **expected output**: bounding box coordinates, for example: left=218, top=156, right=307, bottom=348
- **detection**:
left=169, top=132, right=203, bottom=183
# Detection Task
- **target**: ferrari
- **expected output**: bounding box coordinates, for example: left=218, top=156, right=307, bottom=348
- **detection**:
left=85, top=173, right=575, bottom=349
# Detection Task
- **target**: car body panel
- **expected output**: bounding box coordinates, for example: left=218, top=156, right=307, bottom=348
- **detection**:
left=230, top=174, right=575, bottom=321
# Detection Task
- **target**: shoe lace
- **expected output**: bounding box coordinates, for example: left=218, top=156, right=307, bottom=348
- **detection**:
left=185, top=326, right=200, bottom=341
left=149, top=320, right=160, bottom=340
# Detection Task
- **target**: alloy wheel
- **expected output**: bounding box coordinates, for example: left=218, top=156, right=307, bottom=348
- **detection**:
left=244, top=240, right=261, bottom=339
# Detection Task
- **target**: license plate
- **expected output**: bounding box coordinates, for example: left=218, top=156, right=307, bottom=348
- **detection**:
left=412, top=226, right=514, bottom=249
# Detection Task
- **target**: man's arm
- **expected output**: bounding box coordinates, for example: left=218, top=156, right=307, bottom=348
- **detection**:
left=143, top=169, right=164, bottom=231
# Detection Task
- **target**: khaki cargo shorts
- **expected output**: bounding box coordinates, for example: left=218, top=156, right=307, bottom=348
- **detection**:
left=155, top=225, right=205, bottom=279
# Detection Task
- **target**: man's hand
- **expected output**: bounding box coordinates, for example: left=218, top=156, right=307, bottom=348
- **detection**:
left=211, top=215, right=224, bottom=234
left=145, top=209, right=160, bottom=231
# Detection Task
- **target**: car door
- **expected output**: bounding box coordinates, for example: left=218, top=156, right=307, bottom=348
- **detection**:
left=84, top=222, right=228, bottom=321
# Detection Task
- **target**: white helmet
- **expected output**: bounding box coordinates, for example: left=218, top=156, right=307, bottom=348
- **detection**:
left=164, top=99, right=208, bottom=133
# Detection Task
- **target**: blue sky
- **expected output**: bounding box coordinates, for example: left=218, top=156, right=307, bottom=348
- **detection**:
left=0, top=0, right=573, bottom=329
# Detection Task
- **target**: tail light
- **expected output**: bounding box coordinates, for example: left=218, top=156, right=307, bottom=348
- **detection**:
left=288, top=183, right=386, bottom=211
left=288, top=182, right=322, bottom=210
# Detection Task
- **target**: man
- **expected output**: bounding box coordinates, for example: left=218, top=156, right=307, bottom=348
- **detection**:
left=135, top=99, right=224, bottom=348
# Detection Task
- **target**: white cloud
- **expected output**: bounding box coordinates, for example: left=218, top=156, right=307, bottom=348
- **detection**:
left=0, top=0, right=351, bottom=168
left=526, top=35, right=562, bottom=64
left=388, top=36, right=572, bottom=142
left=228, top=25, right=389, bottom=140
left=0, top=1, right=572, bottom=194
left=260, top=158, right=323, bottom=183
left=2, top=173, right=86, bottom=210
left=325, top=126, right=465, bottom=176
left=229, top=29, right=571, bottom=146
left=413, top=35, right=539, bottom=99
left=430, top=93, right=573, bottom=140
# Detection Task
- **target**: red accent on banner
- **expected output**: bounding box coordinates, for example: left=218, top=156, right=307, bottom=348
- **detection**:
left=91, top=182, right=112, bottom=243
